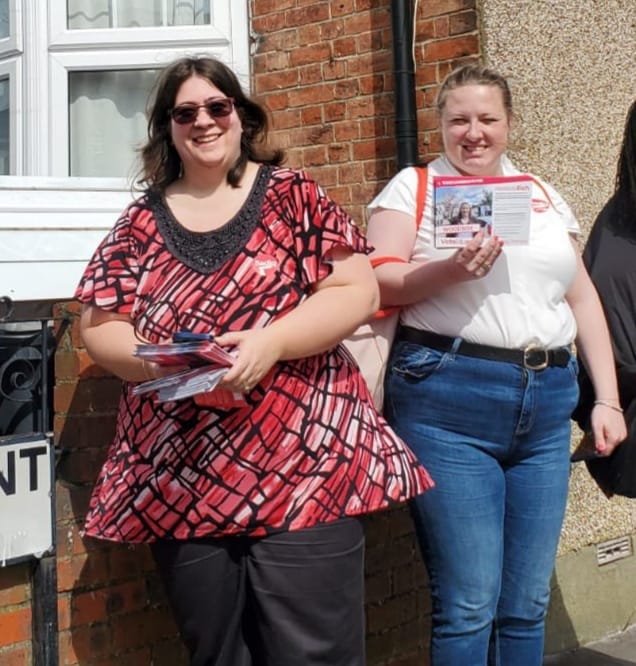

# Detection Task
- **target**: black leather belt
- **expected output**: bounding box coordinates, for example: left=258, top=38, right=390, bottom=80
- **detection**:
left=398, top=326, right=571, bottom=371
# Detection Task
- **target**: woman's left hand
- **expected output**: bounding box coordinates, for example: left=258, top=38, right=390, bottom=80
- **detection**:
left=590, top=403, right=628, bottom=457
left=215, top=327, right=283, bottom=394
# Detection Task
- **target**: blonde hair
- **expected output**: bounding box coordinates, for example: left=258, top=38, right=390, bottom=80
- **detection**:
left=436, top=64, right=513, bottom=119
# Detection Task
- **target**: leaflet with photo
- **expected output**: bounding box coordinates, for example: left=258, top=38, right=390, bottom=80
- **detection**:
left=433, top=174, right=533, bottom=248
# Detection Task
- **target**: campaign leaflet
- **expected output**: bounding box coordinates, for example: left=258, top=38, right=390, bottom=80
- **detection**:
left=433, top=174, right=532, bottom=248
left=132, top=340, right=243, bottom=403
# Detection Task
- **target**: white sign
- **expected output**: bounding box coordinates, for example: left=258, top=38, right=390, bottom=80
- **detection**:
left=0, top=434, right=54, bottom=566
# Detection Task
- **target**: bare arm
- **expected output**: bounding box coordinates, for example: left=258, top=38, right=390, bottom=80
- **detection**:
left=218, top=248, right=379, bottom=389
left=365, top=207, right=503, bottom=306
left=79, top=308, right=173, bottom=382
left=566, top=239, right=627, bottom=455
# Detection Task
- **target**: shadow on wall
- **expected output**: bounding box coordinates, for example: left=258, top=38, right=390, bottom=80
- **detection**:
left=545, top=570, right=579, bottom=655
left=54, top=320, right=188, bottom=665
left=544, top=647, right=636, bottom=666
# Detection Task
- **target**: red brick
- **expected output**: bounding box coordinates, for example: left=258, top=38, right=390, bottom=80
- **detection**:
left=423, top=35, right=480, bottom=62
left=269, top=108, right=302, bottom=131
left=65, top=621, right=113, bottom=663
left=289, top=43, right=331, bottom=68
left=298, top=63, right=324, bottom=86
left=0, top=644, right=31, bottom=666
left=251, top=12, right=286, bottom=34
left=323, top=102, right=347, bottom=123
left=0, top=565, right=30, bottom=606
left=57, top=595, right=71, bottom=632
left=257, top=28, right=299, bottom=52
left=332, top=36, right=357, bottom=57
left=257, top=91, right=289, bottom=111
left=254, top=68, right=299, bottom=92
left=301, top=145, right=328, bottom=166
left=288, top=84, right=335, bottom=108
left=322, top=59, right=347, bottom=82
left=359, top=74, right=385, bottom=96
left=0, top=606, right=31, bottom=647
left=335, top=78, right=360, bottom=99
left=333, top=121, right=360, bottom=142
left=301, top=105, right=324, bottom=125
left=342, top=11, right=376, bottom=36
left=55, top=376, right=122, bottom=415
left=285, top=5, right=330, bottom=29
left=253, top=0, right=295, bottom=13
left=420, top=0, right=474, bottom=18
left=450, top=9, right=477, bottom=35
left=320, top=19, right=345, bottom=40
left=56, top=550, right=110, bottom=592
left=327, top=144, right=352, bottom=164
left=339, top=163, right=365, bottom=184
left=357, top=28, right=384, bottom=54
left=331, top=0, right=355, bottom=16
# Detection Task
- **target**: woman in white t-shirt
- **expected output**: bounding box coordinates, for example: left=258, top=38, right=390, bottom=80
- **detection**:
left=366, top=63, right=626, bottom=666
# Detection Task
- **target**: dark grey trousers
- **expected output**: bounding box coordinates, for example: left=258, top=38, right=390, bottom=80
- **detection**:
left=151, top=518, right=366, bottom=666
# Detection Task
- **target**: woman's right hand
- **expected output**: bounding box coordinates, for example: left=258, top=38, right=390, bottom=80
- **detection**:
left=449, top=231, right=504, bottom=280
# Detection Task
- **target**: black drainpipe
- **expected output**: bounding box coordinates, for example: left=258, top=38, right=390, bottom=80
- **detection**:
left=390, top=0, right=419, bottom=169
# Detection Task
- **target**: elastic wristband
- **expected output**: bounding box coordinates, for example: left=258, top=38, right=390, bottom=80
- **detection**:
left=370, top=255, right=408, bottom=268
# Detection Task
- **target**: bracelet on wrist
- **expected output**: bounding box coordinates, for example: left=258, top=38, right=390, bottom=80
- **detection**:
left=593, top=399, right=623, bottom=413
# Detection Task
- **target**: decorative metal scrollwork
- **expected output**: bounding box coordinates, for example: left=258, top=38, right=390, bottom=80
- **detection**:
left=0, top=295, right=14, bottom=322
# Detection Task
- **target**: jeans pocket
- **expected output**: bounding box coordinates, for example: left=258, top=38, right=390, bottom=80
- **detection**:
left=567, top=354, right=579, bottom=381
left=390, top=342, right=448, bottom=381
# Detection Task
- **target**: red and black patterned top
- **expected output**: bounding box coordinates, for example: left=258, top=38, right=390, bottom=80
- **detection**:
left=75, top=165, right=433, bottom=542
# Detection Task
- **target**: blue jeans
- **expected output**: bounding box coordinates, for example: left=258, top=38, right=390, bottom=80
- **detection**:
left=384, top=339, right=579, bottom=666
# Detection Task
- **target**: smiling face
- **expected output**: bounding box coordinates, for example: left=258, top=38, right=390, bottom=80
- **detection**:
left=440, top=84, right=510, bottom=177
left=169, top=74, right=243, bottom=177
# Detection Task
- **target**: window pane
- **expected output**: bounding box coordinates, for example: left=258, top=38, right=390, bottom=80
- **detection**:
left=67, top=1, right=210, bottom=29
left=69, top=69, right=158, bottom=178
left=0, top=0, right=9, bottom=40
left=0, top=76, right=9, bottom=175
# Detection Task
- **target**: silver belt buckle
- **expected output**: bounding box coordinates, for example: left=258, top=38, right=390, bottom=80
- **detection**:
left=523, top=344, right=549, bottom=370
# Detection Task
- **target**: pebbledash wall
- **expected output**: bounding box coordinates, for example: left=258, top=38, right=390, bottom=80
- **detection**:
left=1, top=1, right=634, bottom=664
left=479, top=0, right=636, bottom=652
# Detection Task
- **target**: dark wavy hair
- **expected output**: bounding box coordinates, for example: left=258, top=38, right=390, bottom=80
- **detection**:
left=136, top=56, right=284, bottom=191
left=613, top=99, right=636, bottom=231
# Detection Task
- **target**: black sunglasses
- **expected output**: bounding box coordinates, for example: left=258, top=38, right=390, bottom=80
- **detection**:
left=169, top=97, right=235, bottom=125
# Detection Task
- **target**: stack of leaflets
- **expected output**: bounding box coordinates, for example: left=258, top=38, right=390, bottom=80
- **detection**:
left=132, top=340, right=241, bottom=403
left=433, top=174, right=533, bottom=248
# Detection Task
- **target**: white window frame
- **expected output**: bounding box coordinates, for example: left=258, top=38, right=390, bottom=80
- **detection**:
left=44, top=1, right=249, bottom=179
left=0, top=0, right=22, bottom=56
left=0, top=58, right=20, bottom=174
left=0, top=0, right=23, bottom=174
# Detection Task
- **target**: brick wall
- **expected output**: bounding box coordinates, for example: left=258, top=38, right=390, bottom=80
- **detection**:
left=0, top=2, right=479, bottom=664
left=251, top=0, right=479, bottom=227
left=249, top=6, right=479, bottom=658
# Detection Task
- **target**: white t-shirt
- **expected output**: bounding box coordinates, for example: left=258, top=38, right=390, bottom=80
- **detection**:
left=367, top=155, right=580, bottom=349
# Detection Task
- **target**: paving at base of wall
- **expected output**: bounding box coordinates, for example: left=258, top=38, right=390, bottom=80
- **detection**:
left=544, top=623, right=636, bottom=665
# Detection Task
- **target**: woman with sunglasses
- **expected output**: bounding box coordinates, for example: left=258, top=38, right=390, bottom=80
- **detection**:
left=75, top=56, right=433, bottom=666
